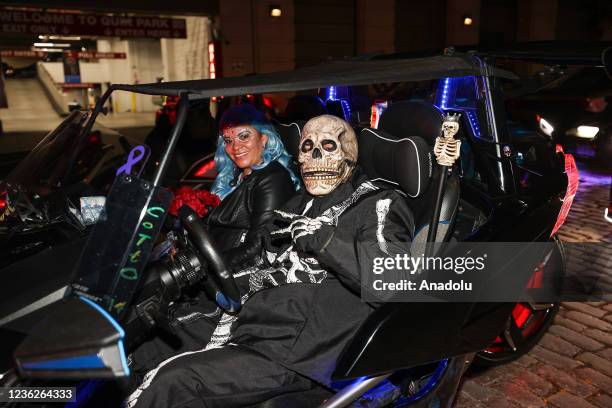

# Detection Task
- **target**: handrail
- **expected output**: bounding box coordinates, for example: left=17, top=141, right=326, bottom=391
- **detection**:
left=36, top=62, right=70, bottom=116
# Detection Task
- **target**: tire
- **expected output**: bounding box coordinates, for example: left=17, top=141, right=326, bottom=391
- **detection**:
left=473, top=237, right=565, bottom=368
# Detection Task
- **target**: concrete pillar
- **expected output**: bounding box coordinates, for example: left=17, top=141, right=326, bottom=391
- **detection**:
left=126, top=39, right=163, bottom=112
left=97, top=38, right=131, bottom=112
left=446, top=0, right=480, bottom=46
left=356, top=0, right=394, bottom=54
left=161, top=16, right=212, bottom=81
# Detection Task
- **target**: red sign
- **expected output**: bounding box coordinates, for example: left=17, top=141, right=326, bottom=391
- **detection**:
left=0, top=50, right=47, bottom=58
left=0, top=50, right=126, bottom=59
left=77, top=51, right=126, bottom=59
left=0, top=10, right=186, bottom=39
left=64, top=51, right=126, bottom=59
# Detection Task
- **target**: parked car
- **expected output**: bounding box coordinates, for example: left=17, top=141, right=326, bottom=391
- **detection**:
left=507, top=66, right=612, bottom=167
left=0, top=51, right=573, bottom=407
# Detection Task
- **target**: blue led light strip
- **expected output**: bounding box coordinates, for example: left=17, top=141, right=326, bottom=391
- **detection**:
left=436, top=77, right=482, bottom=138
left=465, top=110, right=481, bottom=138
left=340, top=100, right=351, bottom=120
left=326, top=86, right=337, bottom=101
left=438, top=78, right=451, bottom=109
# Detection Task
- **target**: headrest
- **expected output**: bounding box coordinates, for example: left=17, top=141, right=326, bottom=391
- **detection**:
left=378, top=101, right=443, bottom=146
left=358, top=128, right=432, bottom=198
left=273, top=120, right=303, bottom=162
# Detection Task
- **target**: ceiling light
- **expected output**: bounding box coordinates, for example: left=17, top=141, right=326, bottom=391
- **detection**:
left=49, top=36, right=81, bottom=41
left=34, top=42, right=70, bottom=48
left=32, top=48, right=64, bottom=53
left=270, top=6, right=282, bottom=17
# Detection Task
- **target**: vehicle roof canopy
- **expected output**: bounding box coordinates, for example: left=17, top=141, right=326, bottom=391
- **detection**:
left=111, top=54, right=518, bottom=98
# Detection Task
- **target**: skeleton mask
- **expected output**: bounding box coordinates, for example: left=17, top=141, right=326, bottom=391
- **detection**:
left=298, top=115, right=357, bottom=196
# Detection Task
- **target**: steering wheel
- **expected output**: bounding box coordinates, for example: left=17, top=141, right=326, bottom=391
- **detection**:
left=178, top=205, right=242, bottom=313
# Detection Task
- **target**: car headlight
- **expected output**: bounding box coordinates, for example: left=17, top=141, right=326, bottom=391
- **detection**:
left=538, top=117, right=554, bottom=137
left=575, top=125, right=599, bottom=139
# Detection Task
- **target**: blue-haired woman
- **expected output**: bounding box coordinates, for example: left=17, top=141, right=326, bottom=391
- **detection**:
left=129, top=105, right=299, bottom=375
left=206, top=104, right=300, bottom=270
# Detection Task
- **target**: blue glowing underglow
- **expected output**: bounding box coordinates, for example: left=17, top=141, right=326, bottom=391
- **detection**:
left=395, top=359, right=449, bottom=405
left=330, top=359, right=449, bottom=405
left=65, top=380, right=104, bottom=408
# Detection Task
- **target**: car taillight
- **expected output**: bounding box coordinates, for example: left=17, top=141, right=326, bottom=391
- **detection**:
left=194, top=160, right=216, bottom=178
left=208, top=41, right=218, bottom=79
left=550, top=144, right=579, bottom=237
left=262, top=96, right=274, bottom=109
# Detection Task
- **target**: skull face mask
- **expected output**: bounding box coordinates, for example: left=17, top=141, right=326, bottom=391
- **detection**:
left=298, top=115, right=357, bottom=196
left=441, top=119, right=460, bottom=140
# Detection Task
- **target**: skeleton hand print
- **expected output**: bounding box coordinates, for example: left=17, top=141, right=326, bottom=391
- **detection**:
left=272, top=210, right=332, bottom=241
left=433, top=113, right=462, bottom=166
left=298, top=115, right=358, bottom=196
left=272, top=209, right=335, bottom=253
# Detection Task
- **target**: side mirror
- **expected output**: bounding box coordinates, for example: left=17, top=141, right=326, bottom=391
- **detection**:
left=14, top=296, right=129, bottom=380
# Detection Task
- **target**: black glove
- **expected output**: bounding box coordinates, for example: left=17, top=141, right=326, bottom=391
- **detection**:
left=272, top=210, right=336, bottom=254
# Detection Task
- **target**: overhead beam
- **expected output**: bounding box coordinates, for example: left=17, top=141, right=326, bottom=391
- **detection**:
left=0, top=0, right=218, bottom=16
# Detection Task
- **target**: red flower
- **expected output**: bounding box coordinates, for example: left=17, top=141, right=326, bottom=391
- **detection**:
left=169, top=186, right=221, bottom=218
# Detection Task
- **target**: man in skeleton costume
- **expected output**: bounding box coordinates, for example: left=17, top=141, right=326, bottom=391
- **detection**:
left=128, top=115, right=415, bottom=407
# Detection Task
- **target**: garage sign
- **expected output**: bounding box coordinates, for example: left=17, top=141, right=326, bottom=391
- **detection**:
left=0, top=10, right=187, bottom=39
left=0, top=50, right=126, bottom=59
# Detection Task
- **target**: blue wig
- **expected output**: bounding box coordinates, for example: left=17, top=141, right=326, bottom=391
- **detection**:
left=211, top=104, right=301, bottom=200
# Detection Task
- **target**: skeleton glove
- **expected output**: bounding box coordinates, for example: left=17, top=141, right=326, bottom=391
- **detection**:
left=273, top=210, right=336, bottom=254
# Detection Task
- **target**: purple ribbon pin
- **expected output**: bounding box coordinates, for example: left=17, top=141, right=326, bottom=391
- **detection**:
left=116, top=145, right=149, bottom=177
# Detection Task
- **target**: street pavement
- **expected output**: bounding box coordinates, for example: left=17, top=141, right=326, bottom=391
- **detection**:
left=456, top=161, right=612, bottom=408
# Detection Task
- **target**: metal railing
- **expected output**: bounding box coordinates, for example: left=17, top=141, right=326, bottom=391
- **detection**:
left=36, top=62, right=71, bottom=116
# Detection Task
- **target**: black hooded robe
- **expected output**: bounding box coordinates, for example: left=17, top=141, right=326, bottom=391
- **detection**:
left=127, top=170, right=415, bottom=408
